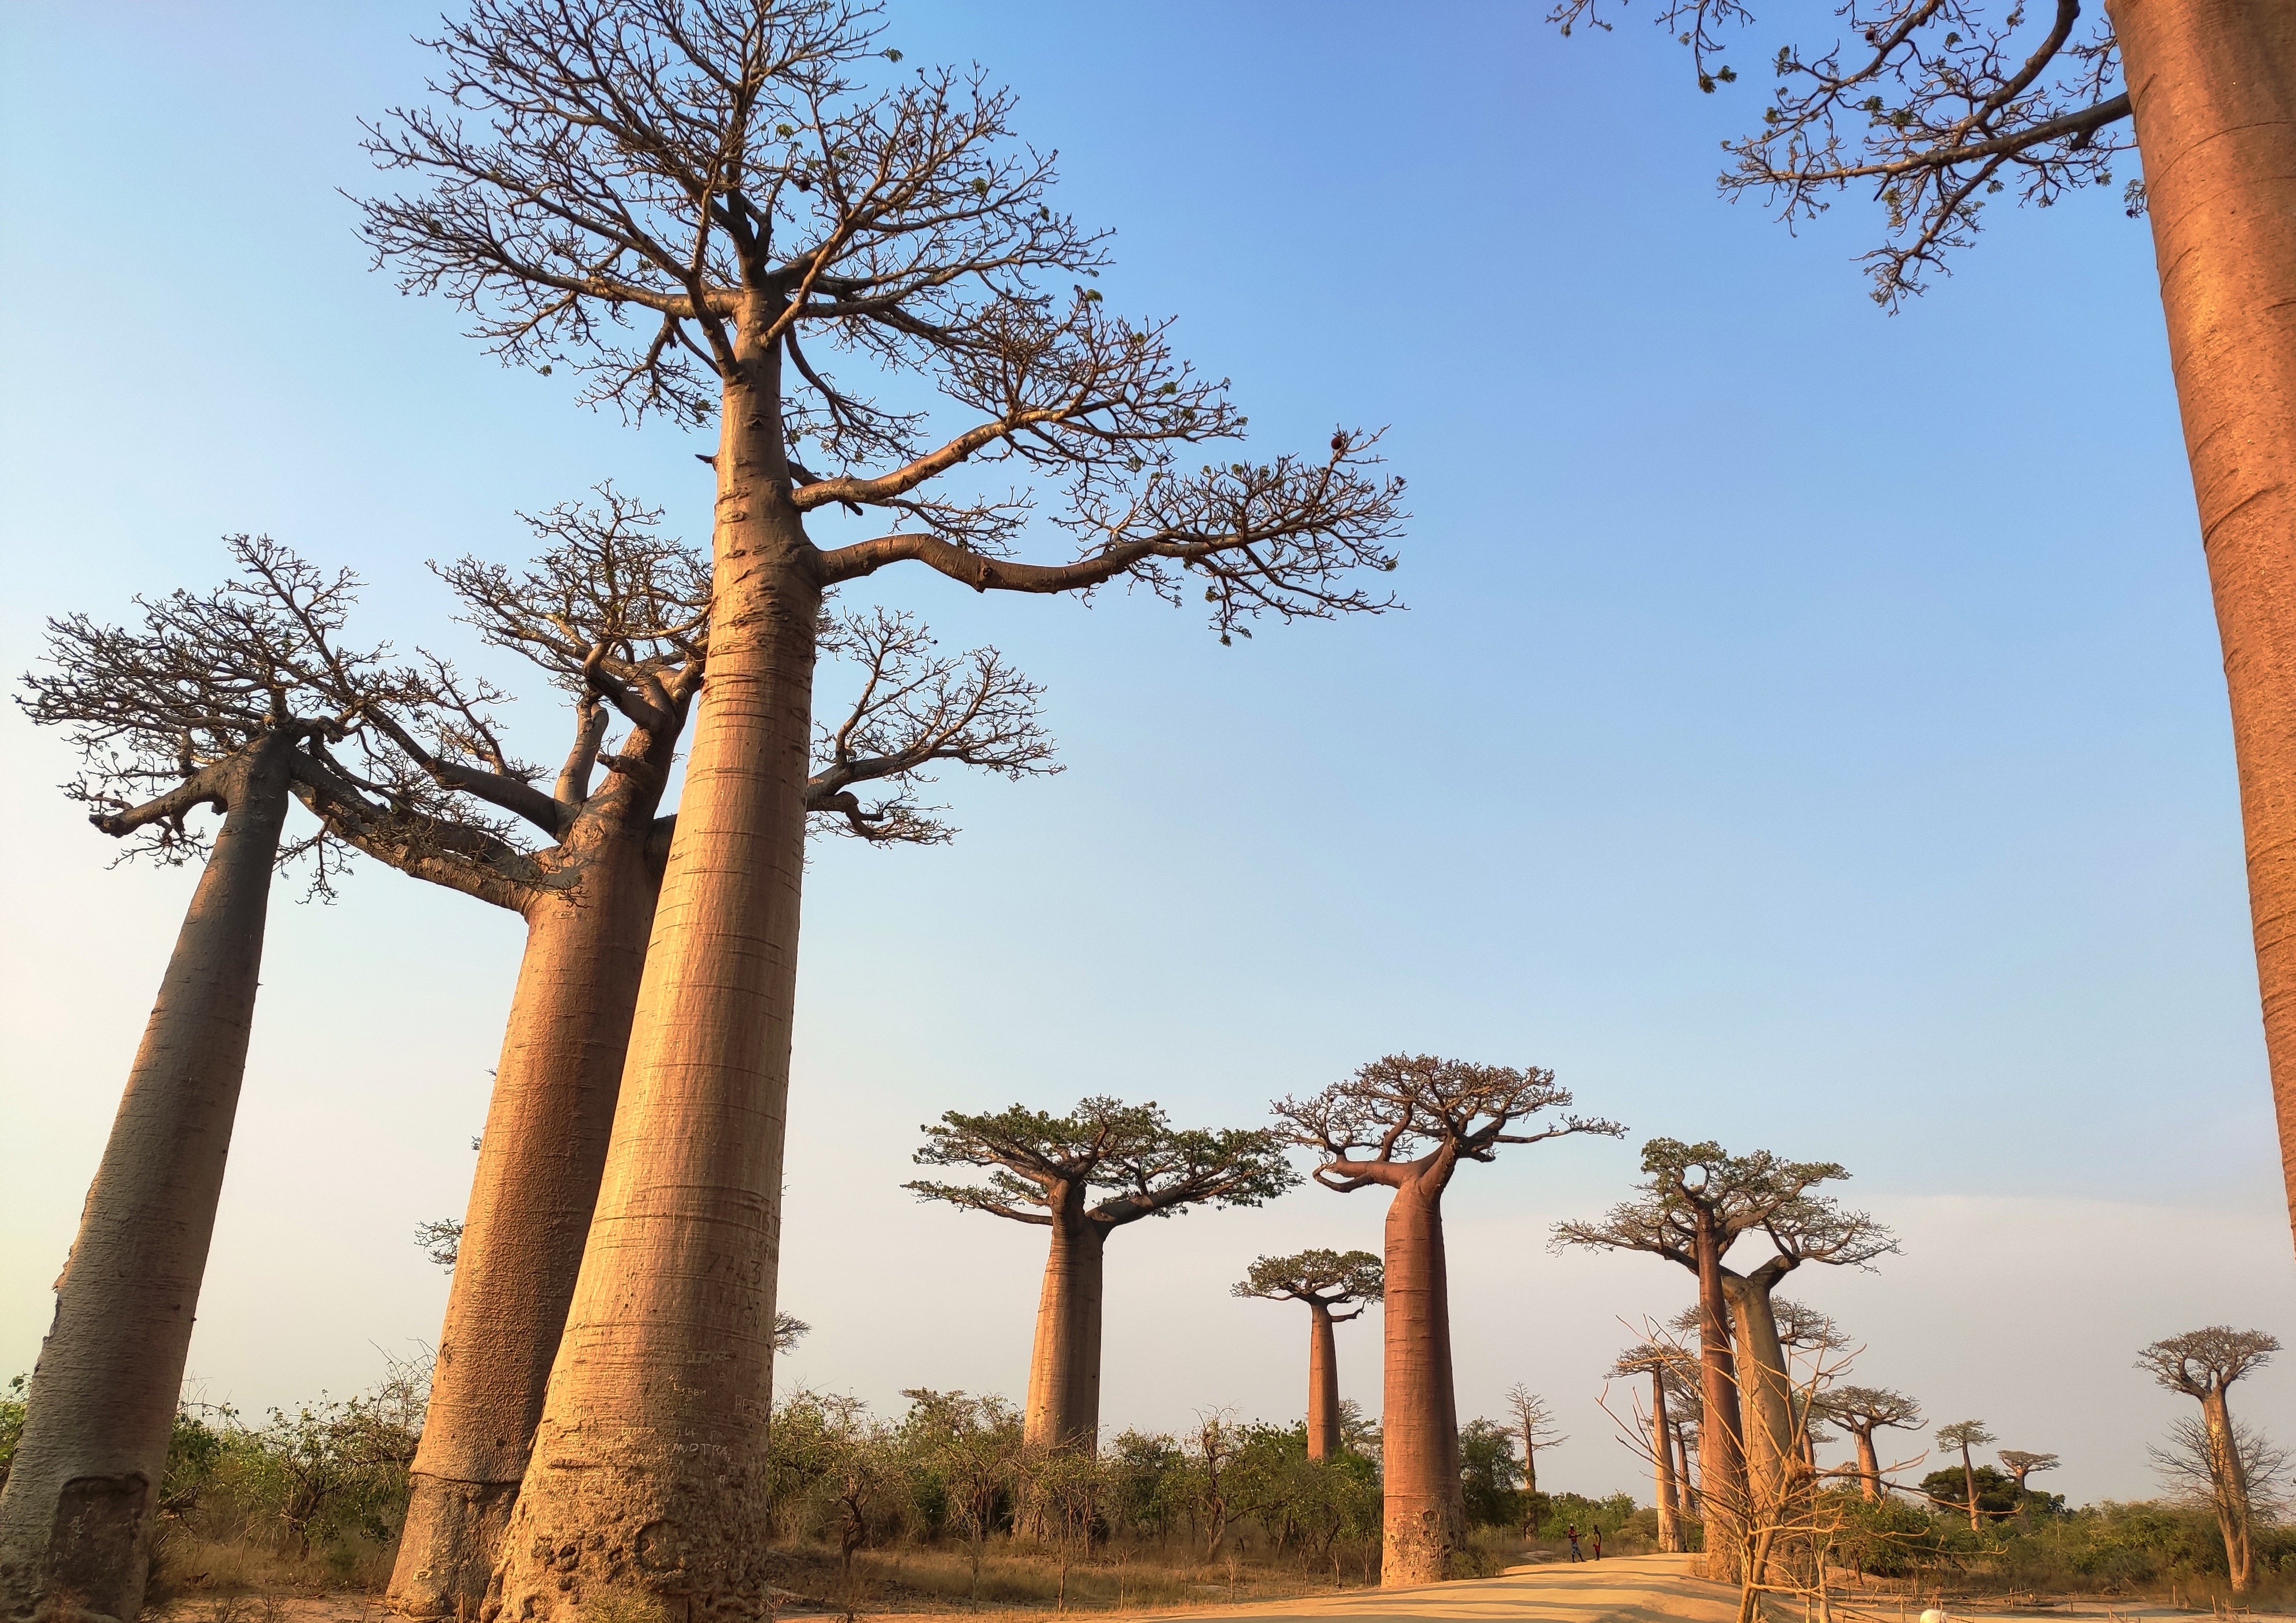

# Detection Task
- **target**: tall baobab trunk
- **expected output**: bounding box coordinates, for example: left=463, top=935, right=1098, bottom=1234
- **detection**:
left=1692, top=1216, right=1748, bottom=1582
left=2202, top=1387, right=2257, bottom=1590
left=1380, top=1155, right=1462, bottom=1587
left=1307, top=1302, right=1342, bottom=1462
left=1722, top=1276, right=1795, bottom=1527
left=1722, top=1272, right=1807, bottom=1586
left=1024, top=1207, right=1107, bottom=1451
left=1650, top=1370, right=1683, bottom=1553
left=1957, top=1440, right=1981, bottom=1533
left=1676, top=1422, right=1698, bottom=1517
left=494, top=318, right=819, bottom=1611
left=1851, top=1429, right=1882, bottom=1502
left=386, top=828, right=656, bottom=1616
left=2116, top=2, right=2296, bottom=1259
left=0, top=735, right=294, bottom=1622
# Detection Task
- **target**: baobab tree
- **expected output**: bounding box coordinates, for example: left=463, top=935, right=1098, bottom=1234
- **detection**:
left=1610, top=1347, right=1688, bottom=1552
left=1549, top=0, right=2296, bottom=1259
left=1554, top=1140, right=1872, bottom=1580
left=1502, top=1384, right=1568, bottom=1496
left=358, top=5, right=1405, bottom=1601
left=909, top=1097, right=1296, bottom=1452
left=1935, top=1420, right=1997, bottom=1532
left=1274, top=1055, right=1622, bottom=1585
left=1817, top=1386, right=1922, bottom=1502
left=0, top=542, right=386, bottom=1618
left=287, top=494, right=1054, bottom=1615
left=1997, top=1449, right=2059, bottom=1529
left=2139, top=1326, right=2282, bottom=1591
left=1234, top=1250, right=1384, bottom=1461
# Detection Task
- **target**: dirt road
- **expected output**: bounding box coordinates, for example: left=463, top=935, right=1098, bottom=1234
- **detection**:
left=1133, top=1554, right=1741, bottom=1623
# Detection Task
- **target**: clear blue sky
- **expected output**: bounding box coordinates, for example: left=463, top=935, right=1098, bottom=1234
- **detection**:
left=2, top=2, right=2286, bottom=1502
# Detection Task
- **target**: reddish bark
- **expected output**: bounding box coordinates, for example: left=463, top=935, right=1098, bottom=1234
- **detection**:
left=1307, top=1305, right=1341, bottom=1462
left=1235, top=1249, right=1381, bottom=1462
left=2114, top=2, right=2296, bottom=1258
left=1277, top=1055, right=1620, bottom=1587
left=1026, top=1200, right=1107, bottom=1450
left=1380, top=1156, right=1463, bottom=1586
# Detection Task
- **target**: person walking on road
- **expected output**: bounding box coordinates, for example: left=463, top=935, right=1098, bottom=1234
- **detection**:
left=1566, top=1525, right=1582, bottom=1561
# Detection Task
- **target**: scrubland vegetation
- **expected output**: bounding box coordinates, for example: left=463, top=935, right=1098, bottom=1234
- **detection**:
left=5, top=1356, right=2290, bottom=1615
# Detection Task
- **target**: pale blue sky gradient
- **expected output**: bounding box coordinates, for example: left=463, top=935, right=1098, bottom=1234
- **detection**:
left=1, top=3, right=2286, bottom=1501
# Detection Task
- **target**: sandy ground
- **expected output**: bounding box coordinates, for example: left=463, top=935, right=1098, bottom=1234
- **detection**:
left=1122, top=1553, right=1743, bottom=1623
left=172, top=1555, right=2296, bottom=1623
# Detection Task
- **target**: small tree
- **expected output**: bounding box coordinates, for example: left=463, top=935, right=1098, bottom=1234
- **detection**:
left=1934, top=1420, right=1997, bottom=1533
left=910, top=1097, right=1296, bottom=1451
left=1276, top=1055, right=1622, bottom=1586
left=1458, top=1419, right=1525, bottom=1529
left=1816, top=1386, right=1922, bottom=1503
left=1997, top=1449, right=2059, bottom=1529
left=0, top=541, right=391, bottom=1618
left=1235, top=1250, right=1384, bottom=1461
left=358, top=6, right=1405, bottom=1602
left=1501, top=1385, right=1568, bottom=1497
left=899, top=1389, right=1022, bottom=1602
left=2139, top=1326, right=2282, bottom=1591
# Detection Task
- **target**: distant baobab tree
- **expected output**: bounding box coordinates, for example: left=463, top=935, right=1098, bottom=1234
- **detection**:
left=1502, top=1384, right=1567, bottom=1496
left=1935, top=1420, right=1998, bottom=1533
left=358, top=2, right=1406, bottom=1602
left=2139, top=1326, right=2282, bottom=1591
left=1276, top=1055, right=1622, bottom=1586
left=1609, top=1347, right=1688, bottom=1552
left=1817, top=1386, right=1922, bottom=1503
left=0, top=541, right=390, bottom=1618
left=1555, top=1140, right=1880, bottom=1580
left=909, top=1097, right=1296, bottom=1452
left=287, top=492, right=1053, bottom=1616
left=1234, top=1250, right=1383, bottom=1461
left=1549, top=0, right=2296, bottom=1260
left=1998, top=1449, right=2059, bottom=1529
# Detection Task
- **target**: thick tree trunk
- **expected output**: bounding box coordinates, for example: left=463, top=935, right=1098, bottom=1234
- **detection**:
left=491, top=329, right=820, bottom=1617
left=1379, top=1160, right=1462, bottom=1588
left=1722, top=1275, right=1795, bottom=1533
left=1960, top=1446, right=1980, bottom=1533
left=2115, top=1, right=2296, bottom=1257
left=1853, top=1429, right=1881, bottom=1502
left=1652, top=1372, right=1683, bottom=1553
left=1307, top=1303, right=1341, bottom=1462
left=388, top=831, right=656, bottom=1617
left=1023, top=1212, right=1107, bottom=1452
left=1692, top=1219, right=1748, bottom=1582
left=2202, top=1389, right=2256, bottom=1590
left=0, top=737, right=293, bottom=1622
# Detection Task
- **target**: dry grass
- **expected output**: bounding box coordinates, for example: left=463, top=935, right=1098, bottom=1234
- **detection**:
left=766, top=1534, right=1398, bottom=1613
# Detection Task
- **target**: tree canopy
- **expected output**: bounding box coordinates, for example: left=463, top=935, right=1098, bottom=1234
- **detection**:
left=1233, top=1249, right=1384, bottom=1311
left=1273, top=1055, right=1622, bottom=1189
left=907, top=1096, right=1297, bottom=1228
left=357, top=0, right=1406, bottom=636
left=1549, top=0, right=2134, bottom=304
left=2138, top=1328, right=2282, bottom=1399
left=1554, top=1137, right=1890, bottom=1273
